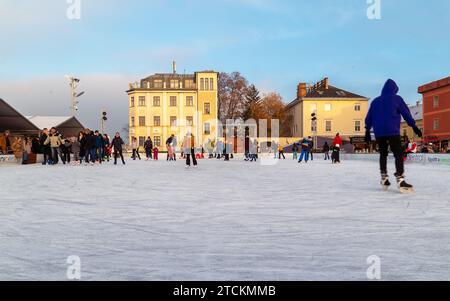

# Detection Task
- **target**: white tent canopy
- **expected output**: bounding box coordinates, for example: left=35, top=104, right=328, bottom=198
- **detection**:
left=26, top=116, right=85, bottom=137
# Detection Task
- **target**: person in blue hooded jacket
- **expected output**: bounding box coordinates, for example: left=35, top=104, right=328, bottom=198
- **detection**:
left=365, top=79, right=422, bottom=192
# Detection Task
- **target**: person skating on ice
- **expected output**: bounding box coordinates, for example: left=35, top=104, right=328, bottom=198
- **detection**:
left=298, top=137, right=310, bottom=163
left=111, top=132, right=126, bottom=165
left=183, top=132, right=197, bottom=168
left=365, top=79, right=422, bottom=193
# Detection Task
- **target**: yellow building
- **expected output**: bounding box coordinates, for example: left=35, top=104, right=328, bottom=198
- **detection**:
left=127, top=63, right=218, bottom=150
left=286, top=78, right=369, bottom=140
left=400, top=101, right=423, bottom=142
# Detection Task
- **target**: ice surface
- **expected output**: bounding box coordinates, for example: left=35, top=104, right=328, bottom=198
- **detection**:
left=1, top=157, right=450, bottom=280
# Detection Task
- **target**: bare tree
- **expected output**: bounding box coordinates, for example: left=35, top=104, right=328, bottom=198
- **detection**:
left=218, top=72, right=248, bottom=124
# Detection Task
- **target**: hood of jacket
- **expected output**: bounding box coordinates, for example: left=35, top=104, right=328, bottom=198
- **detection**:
left=381, top=79, right=399, bottom=96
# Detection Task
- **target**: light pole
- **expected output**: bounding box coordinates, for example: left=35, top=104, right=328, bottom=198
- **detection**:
left=66, top=76, right=84, bottom=116
left=101, top=109, right=108, bottom=134
left=311, top=111, right=318, bottom=150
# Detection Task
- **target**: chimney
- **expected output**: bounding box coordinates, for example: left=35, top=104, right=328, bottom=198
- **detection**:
left=297, top=83, right=307, bottom=98
left=324, top=77, right=329, bottom=89
left=172, top=61, right=177, bottom=74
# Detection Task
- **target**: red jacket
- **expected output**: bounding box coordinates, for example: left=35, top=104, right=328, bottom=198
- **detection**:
left=333, top=136, right=342, bottom=147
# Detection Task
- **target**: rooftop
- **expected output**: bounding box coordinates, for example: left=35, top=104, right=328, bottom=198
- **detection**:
left=418, top=76, right=450, bottom=94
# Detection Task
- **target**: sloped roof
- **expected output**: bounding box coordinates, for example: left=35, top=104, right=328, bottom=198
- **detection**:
left=286, top=85, right=368, bottom=109
left=0, top=98, right=40, bottom=132
left=402, top=103, right=423, bottom=122
left=26, top=116, right=85, bottom=130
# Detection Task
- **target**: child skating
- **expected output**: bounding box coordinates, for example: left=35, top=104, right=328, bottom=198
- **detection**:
left=365, top=79, right=422, bottom=193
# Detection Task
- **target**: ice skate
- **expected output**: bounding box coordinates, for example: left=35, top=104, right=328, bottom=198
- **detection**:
left=396, top=175, right=414, bottom=194
left=380, top=174, right=391, bottom=191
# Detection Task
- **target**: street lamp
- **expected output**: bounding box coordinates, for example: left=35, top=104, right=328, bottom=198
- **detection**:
left=311, top=112, right=318, bottom=150
left=66, top=75, right=85, bottom=116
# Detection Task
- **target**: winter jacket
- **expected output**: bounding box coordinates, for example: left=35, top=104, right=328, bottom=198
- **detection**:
left=365, top=79, right=417, bottom=138
left=333, top=136, right=342, bottom=147
left=111, top=137, right=125, bottom=151
left=0, top=133, right=10, bottom=152
left=84, top=132, right=96, bottom=149
left=131, top=140, right=138, bottom=149
left=45, top=134, right=63, bottom=148
left=323, top=143, right=330, bottom=152
left=94, top=135, right=104, bottom=148
left=301, top=139, right=309, bottom=150
left=71, top=140, right=81, bottom=154
left=183, top=135, right=195, bottom=153
left=144, top=139, right=153, bottom=150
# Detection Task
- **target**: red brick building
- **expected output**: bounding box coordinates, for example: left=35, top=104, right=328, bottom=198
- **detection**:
left=418, top=76, right=450, bottom=147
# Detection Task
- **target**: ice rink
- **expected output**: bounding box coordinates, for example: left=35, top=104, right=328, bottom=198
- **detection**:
left=1, top=157, right=450, bottom=280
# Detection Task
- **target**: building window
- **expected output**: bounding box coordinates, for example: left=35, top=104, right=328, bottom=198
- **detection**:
left=170, top=96, right=177, bottom=107
left=153, top=96, right=161, bottom=106
left=154, top=136, right=161, bottom=147
left=434, top=118, right=439, bottom=130
left=204, top=102, right=211, bottom=115
left=186, top=116, right=193, bottom=126
left=355, top=103, right=361, bottom=111
left=170, top=116, right=177, bottom=127
left=310, top=103, right=317, bottom=113
left=210, top=78, right=214, bottom=90
left=204, top=123, right=211, bottom=135
left=154, top=116, right=161, bottom=126
left=139, top=116, right=146, bottom=126
left=185, top=79, right=195, bottom=89
left=139, top=136, right=145, bottom=147
left=153, top=80, right=163, bottom=88
left=205, top=78, right=209, bottom=91
left=324, top=103, right=332, bottom=112
left=130, top=97, right=135, bottom=107
left=139, top=96, right=146, bottom=106
left=433, top=96, right=439, bottom=108
left=355, top=120, right=361, bottom=132
left=325, top=120, right=332, bottom=132
left=170, top=80, right=179, bottom=89
left=131, top=117, right=135, bottom=127
left=186, top=96, right=194, bottom=106
left=200, top=78, right=204, bottom=90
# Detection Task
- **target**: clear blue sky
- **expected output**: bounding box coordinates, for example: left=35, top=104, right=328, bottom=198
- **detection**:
left=1, top=0, right=449, bottom=131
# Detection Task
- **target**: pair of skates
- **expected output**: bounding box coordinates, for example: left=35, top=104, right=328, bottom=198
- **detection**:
left=381, top=174, right=414, bottom=194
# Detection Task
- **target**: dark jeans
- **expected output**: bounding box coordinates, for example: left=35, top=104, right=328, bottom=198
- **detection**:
left=324, top=151, right=330, bottom=160
left=132, top=149, right=141, bottom=160
left=186, top=148, right=197, bottom=166
left=278, top=151, right=285, bottom=159
left=51, top=147, right=65, bottom=164
left=145, top=148, right=152, bottom=159
left=332, top=148, right=340, bottom=163
left=85, top=148, right=96, bottom=163
left=63, top=152, right=71, bottom=163
left=377, top=136, right=404, bottom=176
left=114, top=149, right=125, bottom=164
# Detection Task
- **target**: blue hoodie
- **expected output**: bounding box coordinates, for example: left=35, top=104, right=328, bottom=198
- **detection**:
left=365, top=79, right=416, bottom=138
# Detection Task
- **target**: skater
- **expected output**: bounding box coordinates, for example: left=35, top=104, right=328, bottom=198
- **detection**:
left=272, top=140, right=278, bottom=159
left=166, top=134, right=175, bottom=161
left=323, top=142, right=330, bottom=160
left=365, top=79, right=422, bottom=193
left=111, top=132, right=126, bottom=165
left=62, top=139, right=72, bottom=164
left=45, top=128, right=65, bottom=165
left=0, top=130, right=12, bottom=154
left=332, top=133, right=342, bottom=164
left=153, top=147, right=159, bottom=160
left=71, top=136, right=81, bottom=164
left=298, top=138, right=310, bottom=163
left=292, top=142, right=299, bottom=160
left=78, top=131, right=86, bottom=164
left=144, top=137, right=153, bottom=160
left=131, top=137, right=141, bottom=160
left=183, top=132, right=197, bottom=167
left=249, top=139, right=257, bottom=162
left=308, top=137, right=314, bottom=161
left=103, top=134, right=111, bottom=162
left=84, top=129, right=96, bottom=165
left=278, top=143, right=286, bottom=159
left=94, top=131, right=104, bottom=164
left=39, top=128, right=52, bottom=165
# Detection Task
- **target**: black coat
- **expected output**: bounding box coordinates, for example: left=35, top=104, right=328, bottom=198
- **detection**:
left=39, top=133, right=51, bottom=155
left=84, top=133, right=96, bottom=149
left=111, top=137, right=125, bottom=151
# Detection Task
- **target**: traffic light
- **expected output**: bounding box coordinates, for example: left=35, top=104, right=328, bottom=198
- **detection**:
left=311, top=113, right=317, bottom=121
left=102, top=111, right=108, bottom=121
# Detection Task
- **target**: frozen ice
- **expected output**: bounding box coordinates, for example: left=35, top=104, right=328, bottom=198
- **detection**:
left=1, top=157, right=449, bottom=280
